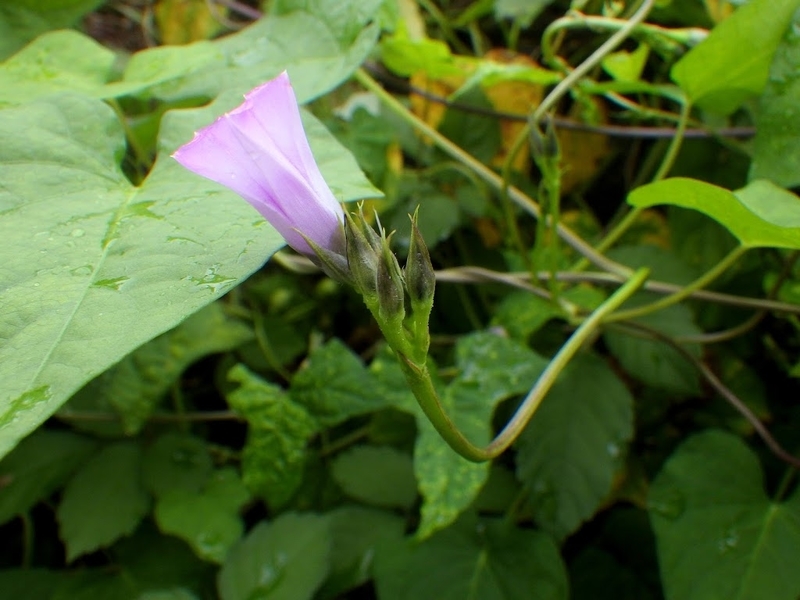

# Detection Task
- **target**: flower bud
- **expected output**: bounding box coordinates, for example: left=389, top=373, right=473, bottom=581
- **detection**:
left=405, top=216, right=435, bottom=309
left=344, top=210, right=379, bottom=296
left=376, top=234, right=405, bottom=322
left=529, top=114, right=559, bottom=160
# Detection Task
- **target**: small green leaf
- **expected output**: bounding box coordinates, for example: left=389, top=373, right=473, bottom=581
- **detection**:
left=290, top=339, right=389, bottom=426
left=380, top=29, right=463, bottom=78
left=0, top=430, right=96, bottom=525
left=68, top=303, right=253, bottom=435
left=628, top=177, right=800, bottom=249
left=602, top=44, right=650, bottom=82
left=155, top=468, right=249, bottom=564
left=218, top=513, right=331, bottom=600
left=374, top=516, right=569, bottom=600
left=57, top=442, right=150, bottom=561
left=516, top=353, right=634, bottom=540
left=671, top=0, right=800, bottom=114
left=649, top=429, right=800, bottom=600
left=331, top=446, right=417, bottom=509
left=142, top=433, right=213, bottom=499
left=415, top=332, right=548, bottom=539
left=227, top=364, right=317, bottom=508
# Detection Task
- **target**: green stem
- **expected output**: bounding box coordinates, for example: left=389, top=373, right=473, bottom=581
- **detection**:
left=353, top=68, right=631, bottom=278
left=394, top=268, right=649, bottom=462
left=541, top=11, right=705, bottom=68
left=606, top=246, right=747, bottom=323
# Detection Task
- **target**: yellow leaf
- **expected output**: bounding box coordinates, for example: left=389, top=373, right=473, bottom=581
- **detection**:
left=155, top=0, right=224, bottom=45
left=483, top=49, right=544, bottom=172
left=557, top=100, right=613, bottom=195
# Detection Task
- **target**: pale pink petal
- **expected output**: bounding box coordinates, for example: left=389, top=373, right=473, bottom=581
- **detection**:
left=172, top=71, right=345, bottom=256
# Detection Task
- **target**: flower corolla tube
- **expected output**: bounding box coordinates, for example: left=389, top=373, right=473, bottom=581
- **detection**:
left=173, top=71, right=345, bottom=256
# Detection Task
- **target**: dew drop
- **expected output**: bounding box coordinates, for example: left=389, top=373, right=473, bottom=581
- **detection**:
left=648, top=489, right=685, bottom=520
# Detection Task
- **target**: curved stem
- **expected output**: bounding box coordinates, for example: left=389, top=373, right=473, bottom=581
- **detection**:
left=353, top=68, right=632, bottom=277
left=395, top=268, right=650, bottom=462
left=606, top=246, right=747, bottom=323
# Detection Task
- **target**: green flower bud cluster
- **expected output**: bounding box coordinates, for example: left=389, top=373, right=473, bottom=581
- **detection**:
left=311, top=206, right=436, bottom=366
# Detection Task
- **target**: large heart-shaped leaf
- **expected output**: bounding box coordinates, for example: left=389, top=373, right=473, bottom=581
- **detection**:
left=0, top=92, right=377, bottom=459
left=649, top=430, right=800, bottom=600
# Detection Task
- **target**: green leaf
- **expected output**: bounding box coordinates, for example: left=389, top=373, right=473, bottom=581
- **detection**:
left=68, top=303, right=253, bottom=435
left=415, top=332, right=548, bottom=539
left=380, top=29, right=463, bottom=78
left=516, top=353, right=634, bottom=540
left=142, top=433, right=213, bottom=498
left=600, top=245, right=703, bottom=395
left=649, top=429, right=800, bottom=600
left=57, top=442, right=150, bottom=561
left=604, top=304, right=702, bottom=395
left=290, top=339, right=389, bottom=426
left=154, top=468, right=250, bottom=564
left=0, top=88, right=375, bottom=460
left=750, top=10, right=800, bottom=188
left=145, top=0, right=380, bottom=105
left=670, top=0, right=800, bottom=114
left=0, top=0, right=105, bottom=60
left=319, top=506, right=405, bottom=599
left=0, top=30, right=218, bottom=107
left=374, top=516, right=569, bottom=600
left=217, top=513, right=331, bottom=600
left=0, top=430, right=96, bottom=525
left=627, top=177, right=800, bottom=249
left=0, top=0, right=382, bottom=107
left=602, top=44, right=650, bottom=82
left=331, top=446, right=417, bottom=509
left=733, top=178, right=800, bottom=228
left=226, top=364, right=317, bottom=508
left=0, top=31, right=118, bottom=107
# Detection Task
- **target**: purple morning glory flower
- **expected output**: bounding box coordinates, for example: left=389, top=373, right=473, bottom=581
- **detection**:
left=173, top=71, right=345, bottom=256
